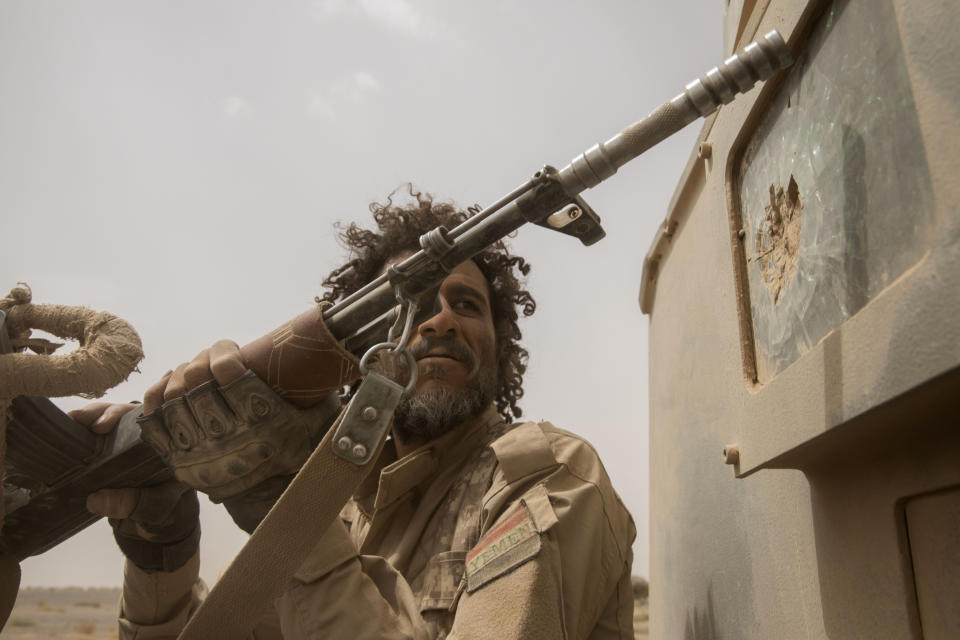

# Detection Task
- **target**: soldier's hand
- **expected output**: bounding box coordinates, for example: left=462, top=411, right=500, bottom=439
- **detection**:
left=68, top=400, right=139, bottom=434
left=72, top=401, right=200, bottom=573
left=70, top=400, right=144, bottom=526
left=136, top=339, right=341, bottom=506
left=86, top=481, right=200, bottom=573
left=142, top=340, right=246, bottom=414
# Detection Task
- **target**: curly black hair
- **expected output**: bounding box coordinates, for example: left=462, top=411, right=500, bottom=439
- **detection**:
left=321, top=185, right=536, bottom=422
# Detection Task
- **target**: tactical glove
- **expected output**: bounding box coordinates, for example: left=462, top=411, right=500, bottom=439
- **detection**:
left=137, top=371, right=342, bottom=504
left=102, top=480, right=200, bottom=573
left=221, top=473, right=296, bottom=534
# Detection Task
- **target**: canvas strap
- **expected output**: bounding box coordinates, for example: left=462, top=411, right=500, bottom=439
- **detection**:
left=176, top=371, right=404, bottom=640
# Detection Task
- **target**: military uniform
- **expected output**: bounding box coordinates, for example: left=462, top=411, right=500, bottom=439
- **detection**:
left=119, top=404, right=636, bottom=639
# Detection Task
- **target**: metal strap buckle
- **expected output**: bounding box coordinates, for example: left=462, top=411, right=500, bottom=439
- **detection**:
left=331, top=370, right=405, bottom=465
left=333, top=291, right=419, bottom=465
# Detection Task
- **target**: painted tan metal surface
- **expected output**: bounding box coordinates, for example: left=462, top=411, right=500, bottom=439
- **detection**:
left=905, top=488, right=960, bottom=639
left=644, top=0, right=960, bottom=637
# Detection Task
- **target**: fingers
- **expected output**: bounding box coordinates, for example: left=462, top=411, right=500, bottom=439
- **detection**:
left=182, top=349, right=215, bottom=390
left=165, top=342, right=237, bottom=400
left=94, top=403, right=140, bottom=434
left=143, top=370, right=173, bottom=414
left=142, top=340, right=245, bottom=414
left=208, top=339, right=245, bottom=386
left=68, top=401, right=113, bottom=427
left=148, top=355, right=213, bottom=411
left=69, top=401, right=139, bottom=434
left=163, top=362, right=191, bottom=403
left=87, top=487, right=141, bottom=519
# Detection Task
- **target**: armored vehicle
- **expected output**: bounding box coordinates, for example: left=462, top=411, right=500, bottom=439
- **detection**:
left=642, top=0, right=959, bottom=637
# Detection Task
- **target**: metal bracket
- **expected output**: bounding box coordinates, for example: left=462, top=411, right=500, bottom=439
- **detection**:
left=533, top=194, right=606, bottom=246
left=517, top=165, right=605, bottom=246
left=331, top=371, right=405, bottom=465
left=419, top=226, right=459, bottom=272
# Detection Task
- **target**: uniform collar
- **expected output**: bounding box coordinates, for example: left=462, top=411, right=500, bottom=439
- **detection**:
left=357, top=404, right=503, bottom=511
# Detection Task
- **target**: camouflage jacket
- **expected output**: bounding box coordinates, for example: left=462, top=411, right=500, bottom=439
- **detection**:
left=119, top=404, right=636, bottom=639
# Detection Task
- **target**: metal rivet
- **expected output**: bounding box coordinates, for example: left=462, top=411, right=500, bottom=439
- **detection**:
left=722, top=444, right=740, bottom=465
left=361, top=406, right=378, bottom=422
left=698, top=142, right=712, bottom=159
left=352, top=443, right=368, bottom=459
left=568, top=207, right=581, bottom=220
left=337, top=437, right=353, bottom=451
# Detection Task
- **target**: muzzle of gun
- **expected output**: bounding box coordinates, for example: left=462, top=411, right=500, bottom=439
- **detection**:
left=1, top=30, right=792, bottom=559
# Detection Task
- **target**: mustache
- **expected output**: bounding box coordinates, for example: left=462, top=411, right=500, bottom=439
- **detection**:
left=368, top=335, right=480, bottom=383
left=409, top=336, right=478, bottom=372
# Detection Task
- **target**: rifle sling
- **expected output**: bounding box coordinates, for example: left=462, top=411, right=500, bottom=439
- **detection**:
left=176, top=391, right=391, bottom=639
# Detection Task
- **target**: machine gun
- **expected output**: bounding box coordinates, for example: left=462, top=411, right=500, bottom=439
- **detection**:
left=0, top=30, right=792, bottom=561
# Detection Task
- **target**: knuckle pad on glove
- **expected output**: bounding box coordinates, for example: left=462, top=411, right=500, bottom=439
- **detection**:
left=162, top=397, right=202, bottom=451
left=185, top=379, right=236, bottom=438
left=138, top=370, right=339, bottom=502
left=219, top=371, right=281, bottom=425
left=137, top=409, right=174, bottom=458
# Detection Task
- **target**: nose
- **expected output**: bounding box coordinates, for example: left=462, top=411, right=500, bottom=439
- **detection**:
left=417, top=299, right=459, bottom=338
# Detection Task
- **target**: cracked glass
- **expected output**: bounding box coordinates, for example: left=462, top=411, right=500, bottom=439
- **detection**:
left=737, top=0, right=934, bottom=382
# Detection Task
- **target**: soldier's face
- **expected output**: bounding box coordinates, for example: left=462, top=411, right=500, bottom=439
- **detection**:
left=387, top=257, right=499, bottom=443
left=408, top=259, right=497, bottom=394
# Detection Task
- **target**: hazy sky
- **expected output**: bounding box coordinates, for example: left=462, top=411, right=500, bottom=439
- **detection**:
left=1, top=0, right=722, bottom=586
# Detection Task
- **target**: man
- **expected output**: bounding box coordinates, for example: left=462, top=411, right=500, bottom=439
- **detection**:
left=75, top=190, right=636, bottom=638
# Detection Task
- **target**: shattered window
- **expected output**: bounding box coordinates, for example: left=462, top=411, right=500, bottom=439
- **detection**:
left=737, top=0, right=934, bottom=382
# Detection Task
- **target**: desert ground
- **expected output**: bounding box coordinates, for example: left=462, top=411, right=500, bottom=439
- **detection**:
left=5, top=587, right=120, bottom=640
left=4, top=587, right=649, bottom=639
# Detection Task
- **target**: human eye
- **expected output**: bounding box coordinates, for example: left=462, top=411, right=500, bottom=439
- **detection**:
left=453, top=298, right=481, bottom=314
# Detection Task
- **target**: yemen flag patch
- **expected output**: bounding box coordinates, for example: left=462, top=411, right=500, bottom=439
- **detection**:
left=466, top=503, right=541, bottom=592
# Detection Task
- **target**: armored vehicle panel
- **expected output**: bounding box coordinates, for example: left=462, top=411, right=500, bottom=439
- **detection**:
left=642, top=0, right=960, bottom=637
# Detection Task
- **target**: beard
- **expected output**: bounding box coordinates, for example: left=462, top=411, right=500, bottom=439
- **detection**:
left=391, top=337, right=498, bottom=444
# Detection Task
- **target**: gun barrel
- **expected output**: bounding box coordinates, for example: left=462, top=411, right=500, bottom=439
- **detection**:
left=322, top=31, right=792, bottom=351
left=322, top=30, right=792, bottom=350
left=557, top=30, right=792, bottom=194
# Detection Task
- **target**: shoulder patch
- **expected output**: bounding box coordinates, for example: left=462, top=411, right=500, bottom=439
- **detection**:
left=465, top=502, right=540, bottom=592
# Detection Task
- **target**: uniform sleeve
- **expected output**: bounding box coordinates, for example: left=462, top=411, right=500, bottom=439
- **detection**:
left=118, top=551, right=207, bottom=640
